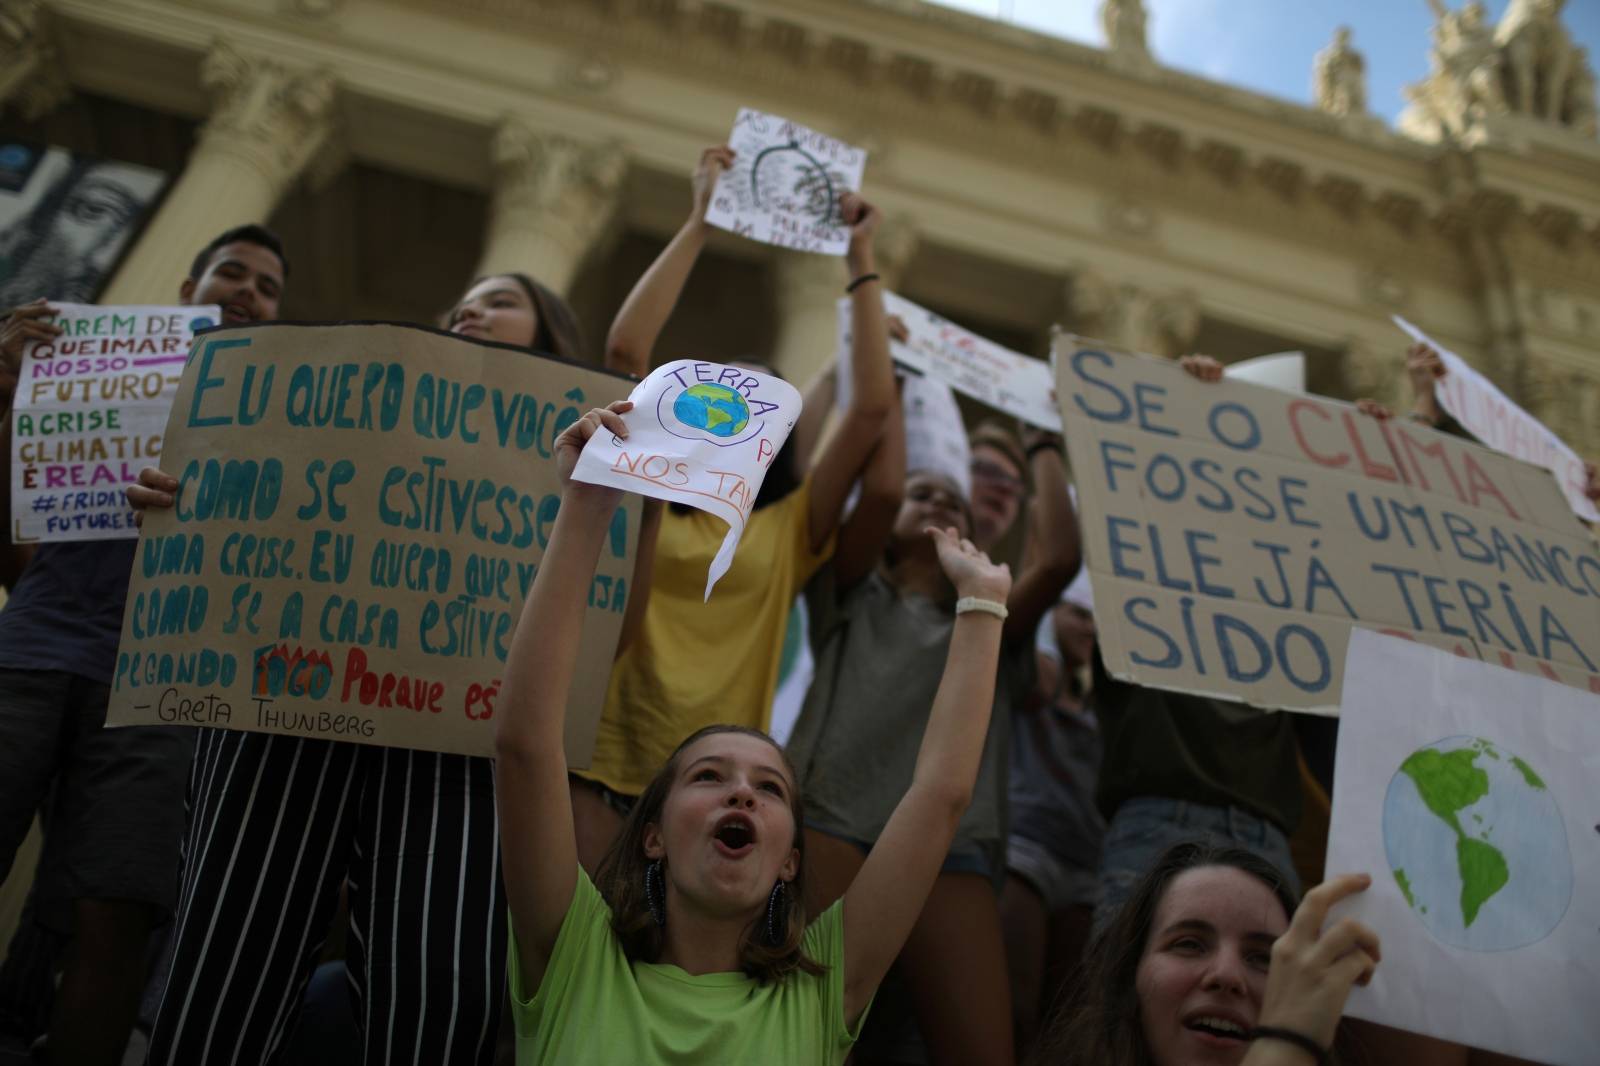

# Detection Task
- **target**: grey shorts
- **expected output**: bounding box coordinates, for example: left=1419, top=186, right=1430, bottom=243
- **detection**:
left=0, top=669, right=194, bottom=932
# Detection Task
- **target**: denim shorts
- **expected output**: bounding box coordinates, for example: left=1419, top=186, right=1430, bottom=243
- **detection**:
left=806, top=822, right=995, bottom=878
left=1092, top=796, right=1300, bottom=933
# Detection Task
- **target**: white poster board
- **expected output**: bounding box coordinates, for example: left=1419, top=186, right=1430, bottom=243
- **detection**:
left=573, top=359, right=801, bottom=599
left=878, top=291, right=1058, bottom=430
left=704, top=109, right=866, bottom=256
left=10, top=303, right=219, bottom=542
left=1393, top=316, right=1597, bottom=523
left=1326, top=628, right=1600, bottom=1065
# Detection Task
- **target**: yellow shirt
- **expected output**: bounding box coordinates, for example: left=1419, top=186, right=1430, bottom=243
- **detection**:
left=581, top=483, right=831, bottom=796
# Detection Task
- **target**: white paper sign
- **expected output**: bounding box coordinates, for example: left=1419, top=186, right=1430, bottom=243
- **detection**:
left=10, top=303, right=219, bottom=543
left=1224, top=351, right=1306, bottom=393
left=877, top=291, right=1059, bottom=431
left=1326, top=629, right=1600, bottom=1065
left=704, top=109, right=867, bottom=256
left=1393, top=316, right=1597, bottom=523
left=572, top=359, right=801, bottom=599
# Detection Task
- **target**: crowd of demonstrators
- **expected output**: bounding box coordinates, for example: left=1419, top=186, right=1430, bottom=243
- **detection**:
left=121, top=269, right=610, bottom=1066
left=572, top=145, right=898, bottom=875
left=7, top=139, right=1598, bottom=1066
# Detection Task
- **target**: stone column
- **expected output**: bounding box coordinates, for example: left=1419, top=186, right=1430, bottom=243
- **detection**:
left=0, top=0, right=69, bottom=119
left=98, top=40, right=335, bottom=304
left=475, top=119, right=626, bottom=294
left=769, top=215, right=918, bottom=386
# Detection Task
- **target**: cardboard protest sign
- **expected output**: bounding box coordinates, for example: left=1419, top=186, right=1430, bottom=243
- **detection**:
left=1394, top=316, right=1598, bottom=523
left=10, top=303, right=218, bottom=542
left=572, top=359, right=800, bottom=600
left=107, top=322, right=640, bottom=762
left=1056, top=334, right=1600, bottom=713
left=705, top=109, right=866, bottom=255
left=1326, top=628, right=1599, bottom=1065
left=869, top=291, right=1059, bottom=431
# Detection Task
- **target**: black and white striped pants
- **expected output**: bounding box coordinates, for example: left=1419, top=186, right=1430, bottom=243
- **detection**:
left=147, top=729, right=506, bottom=1066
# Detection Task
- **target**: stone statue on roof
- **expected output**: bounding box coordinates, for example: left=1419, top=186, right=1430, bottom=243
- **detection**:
left=1099, top=0, right=1152, bottom=67
left=1314, top=26, right=1368, bottom=118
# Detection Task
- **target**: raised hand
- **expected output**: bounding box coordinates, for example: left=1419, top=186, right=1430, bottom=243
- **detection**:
left=1406, top=342, right=1446, bottom=424
left=1257, top=873, right=1381, bottom=1050
left=1179, top=353, right=1224, bottom=382
left=1355, top=398, right=1393, bottom=420
left=928, top=526, right=1011, bottom=603
left=127, top=467, right=179, bottom=528
left=840, top=191, right=881, bottom=273
left=1, top=299, right=62, bottom=404
left=690, top=145, right=736, bottom=228
left=554, top=400, right=633, bottom=499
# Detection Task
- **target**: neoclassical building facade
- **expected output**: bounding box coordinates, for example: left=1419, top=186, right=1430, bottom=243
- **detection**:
left=3, top=0, right=1599, bottom=457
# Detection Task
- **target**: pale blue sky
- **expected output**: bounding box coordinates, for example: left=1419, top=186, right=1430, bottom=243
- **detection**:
left=927, top=0, right=1600, bottom=124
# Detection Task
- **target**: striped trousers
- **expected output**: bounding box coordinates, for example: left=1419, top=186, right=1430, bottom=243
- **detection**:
left=147, top=729, right=506, bottom=1066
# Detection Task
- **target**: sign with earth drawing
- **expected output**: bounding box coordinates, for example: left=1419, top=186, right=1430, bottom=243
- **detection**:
left=572, top=358, right=802, bottom=599
left=704, top=108, right=867, bottom=255
left=1327, top=629, right=1599, bottom=1066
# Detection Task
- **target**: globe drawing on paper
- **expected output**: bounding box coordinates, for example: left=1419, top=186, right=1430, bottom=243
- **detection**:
left=1382, top=736, right=1571, bottom=952
left=673, top=382, right=750, bottom=439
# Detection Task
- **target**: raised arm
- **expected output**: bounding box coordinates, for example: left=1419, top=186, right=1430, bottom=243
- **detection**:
left=804, top=195, right=895, bottom=552
left=831, top=376, right=905, bottom=589
left=1002, top=430, right=1079, bottom=644
left=603, top=147, right=732, bottom=378
left=614, top=498, right=662, bottom=658
left=839, top=529, right=1010, bottom=1026
left=496, top=401, right=633, bottom=989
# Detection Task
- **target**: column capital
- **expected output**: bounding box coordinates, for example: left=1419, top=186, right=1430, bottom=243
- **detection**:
left=1, top=0, right=70, bottom=120
left=195, top=38, right=337, bottom=202
left=477, top=118, right=626, bottom=288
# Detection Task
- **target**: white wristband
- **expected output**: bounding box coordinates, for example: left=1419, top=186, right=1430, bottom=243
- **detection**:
left=955, top=597, right=1008, bottom=620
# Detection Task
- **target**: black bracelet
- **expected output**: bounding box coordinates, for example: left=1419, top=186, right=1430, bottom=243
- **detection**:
left=845, top=272, right=880, bottom=294
left=1025, top=440, right=1063, bottom=461
left=1250, top=1025, right=1330, bottom=1065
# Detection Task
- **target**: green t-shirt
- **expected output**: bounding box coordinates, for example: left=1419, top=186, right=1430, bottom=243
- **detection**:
left=509, top=869, right=868, bottom=1065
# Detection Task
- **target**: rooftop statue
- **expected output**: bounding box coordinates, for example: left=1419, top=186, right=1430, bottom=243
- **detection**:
left=1314, top=26, right=1369, bottom=118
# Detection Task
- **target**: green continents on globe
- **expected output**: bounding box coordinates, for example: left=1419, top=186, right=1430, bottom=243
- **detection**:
left=1399, top=746, right=1509, bottom=928
left=1382, top=736, right=1572, bottom=952
left=674, top=382, right=750, bottom=438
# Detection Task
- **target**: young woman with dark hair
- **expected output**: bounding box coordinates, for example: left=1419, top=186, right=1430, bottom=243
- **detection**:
left=496, top=400, right=1014, bottom=1063
left=1032, top=840, right=1380, bottom=1066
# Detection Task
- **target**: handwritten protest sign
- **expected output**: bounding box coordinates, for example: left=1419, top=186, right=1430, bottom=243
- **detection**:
left=106, top=322, right=639, bottom=762
left=1394, top=316, right=1597, bottom=523
left=1056, top=334, right=1600, bottom=713
left=573, top=359, right=800, bottom=600
left=705, top=109, right=866, bottom=255
left=1326, top=629, right=1599, bottom=1065
left=867, top=292, right=1059, bottom=431
left=10, top=303, right=218, bottom=543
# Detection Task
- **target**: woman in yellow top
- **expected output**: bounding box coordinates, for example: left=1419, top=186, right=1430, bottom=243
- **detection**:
left=496, top=402, right=1012, bottom=1064
left=573, top=145, right=899, bottom=867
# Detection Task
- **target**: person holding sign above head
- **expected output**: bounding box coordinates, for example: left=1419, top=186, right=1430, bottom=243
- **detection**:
left=785, top=404, right=1079, bottom=1065
left=128, top=269, right=606, bottom=1066
left=573, top=144, right=898, bottom=868
left=495, top=400, right=1013, bottom=1064
left=0, top=224, right=285, bottom=1066
left=1031, top=840, right=1382, bottom=1066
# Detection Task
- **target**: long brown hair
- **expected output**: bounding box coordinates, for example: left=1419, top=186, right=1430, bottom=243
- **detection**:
left=449, top=272, right=585, bottom=362
left=1030, top=841, right=1297, bottom=1066
left=592, top=724, right=825, bottom=984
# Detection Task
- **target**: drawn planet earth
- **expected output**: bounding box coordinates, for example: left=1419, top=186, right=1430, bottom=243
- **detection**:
left=1382, top=735, right=1571, bottom=952
left=673, top=382, right=750, bottom=438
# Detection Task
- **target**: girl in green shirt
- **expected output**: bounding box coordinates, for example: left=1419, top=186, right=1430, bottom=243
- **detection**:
left=495, top=401, right=1013, bottom=1064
